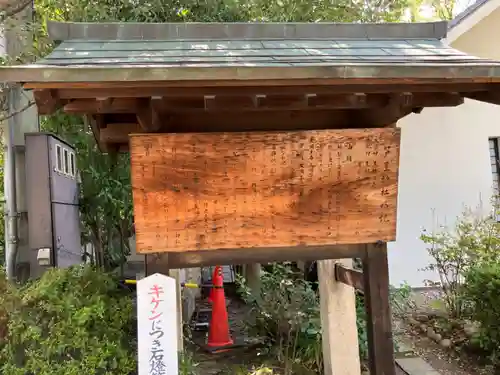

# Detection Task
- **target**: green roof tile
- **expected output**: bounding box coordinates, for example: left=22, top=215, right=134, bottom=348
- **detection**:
left=2, top=21, right=500, bottom=83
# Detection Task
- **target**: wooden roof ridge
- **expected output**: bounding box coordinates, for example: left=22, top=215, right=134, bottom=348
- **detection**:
left=46, top=20, right=449, bottom=42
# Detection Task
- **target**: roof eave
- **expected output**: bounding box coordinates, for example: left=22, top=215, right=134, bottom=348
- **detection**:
left=4, top=64, right=500, bottom=85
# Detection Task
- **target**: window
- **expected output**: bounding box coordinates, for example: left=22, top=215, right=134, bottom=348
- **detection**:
left=70, top=152, right=76, bottom=178
left=54, top=143, right=77, bottom=179
left=55, top=144, right=63, bottom=173
left=489, top=139, right=500, bottom=221
left=63, top=148, right=69, bottom=175
left=490, top=138, right=500, bottom=197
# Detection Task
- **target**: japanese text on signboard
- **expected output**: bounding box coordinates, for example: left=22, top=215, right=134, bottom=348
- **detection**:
left=149, top=284, right=166, bottom=375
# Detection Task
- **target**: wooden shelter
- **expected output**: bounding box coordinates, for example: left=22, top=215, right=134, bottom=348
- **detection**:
left=4, top=20, right=500, bottom=375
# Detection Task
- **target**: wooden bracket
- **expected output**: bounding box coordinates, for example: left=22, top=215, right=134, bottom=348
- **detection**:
left=95, top=97, right=113, bottom=112
left=33, top=89, right=61, bottom=115
left=334, top=263, right=364, bottom=292
left=86, top=114, right=117, bottom=154
left=136, top=97, right=162, bottom=132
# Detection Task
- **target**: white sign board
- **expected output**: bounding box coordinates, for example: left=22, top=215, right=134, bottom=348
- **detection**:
left=137, top=273, right=179, bottom=375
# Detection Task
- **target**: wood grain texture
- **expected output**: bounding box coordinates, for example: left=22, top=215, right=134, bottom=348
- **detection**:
left=130, top=128, right=401, bottom=254
left=364, top=244, right=396, bottom=375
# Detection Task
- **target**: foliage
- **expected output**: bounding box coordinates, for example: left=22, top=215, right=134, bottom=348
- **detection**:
left=419, top=205, right=500, bottom=365
left=247, top=367, right=274, bottom=375
left=462, top=261, right=500, bottom=364
left=179, top=351, right=200, bottom=375
left=238, top=263, right=322, bottom=374
left=34, top=0, right=411, bottom=24
left=237, top=262, right=370, bottom=373
left=355, top=293, right=369, bottom=360
left=0, top=265, right=137, bottom=375
left=0, top=137, right=4, bottom=265
left=420, top=208, right=500, bottom=318
left=41, top=114, right=133, bottom=269
left=390, top=282, right=415, bottom=318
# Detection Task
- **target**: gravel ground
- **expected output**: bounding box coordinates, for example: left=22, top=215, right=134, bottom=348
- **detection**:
left=396, top=320, right=493, bottom=375
left=192, top=293, right=408, bottom=375
left=394, top=288, right=494, bottom=375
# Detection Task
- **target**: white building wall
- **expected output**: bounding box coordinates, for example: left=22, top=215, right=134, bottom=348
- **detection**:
left=390, top=8, right=500, bottom=286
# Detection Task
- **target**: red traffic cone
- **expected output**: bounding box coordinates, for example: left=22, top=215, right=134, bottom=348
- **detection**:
left=207, top=265, right=233, bottom=349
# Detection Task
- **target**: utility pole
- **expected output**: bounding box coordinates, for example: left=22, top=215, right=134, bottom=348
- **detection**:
left=2, top=0, right=39, bottom=281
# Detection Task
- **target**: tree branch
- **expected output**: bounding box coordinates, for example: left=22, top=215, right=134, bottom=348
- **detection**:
left=0, top=100, right=35, bottom=122
left=0, top=0, right=32, bottom=18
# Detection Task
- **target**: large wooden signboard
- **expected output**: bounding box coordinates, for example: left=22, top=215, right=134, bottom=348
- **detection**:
left=130, top=129, right=400, bottom=254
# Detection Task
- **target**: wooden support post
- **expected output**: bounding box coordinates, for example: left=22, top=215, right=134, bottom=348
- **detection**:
left=245, top=263, right=261, bottom=299
left=145, top=253, right=184, bottom=352
left=318, top=258, right=361, bottom=375
left=168, top=268, right=184, bottom=352
left=363, top=243, right=395, bottom=375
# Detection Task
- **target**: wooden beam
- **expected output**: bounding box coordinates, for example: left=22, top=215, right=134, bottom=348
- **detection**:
left=61, top=92, right=465, bottom=118
left=363, top=243, right=395, bottom=375
left=98, top=107, right=409, bottom=149
left=86, top=114, right=117, bottom=154
left=413, top=92, right=463, bottom=107
left=204, top=95, right=255, bottom=110
left=463, top=90, right=500, bottom=105
left=24, top=78, right=500, bottom=91
left=33, top=89, right=61, bottom=114
left=146, top=244, right=366, bottom=269
left=354, top=92, right=412, bottom=127
left=99, top=109, right=354, bottom=144
left=319, top=258, right=361, bottom=375
left=49, top=82, right=496, bottom=101
left=136, top=97, right=161, bottom=132
left=145, top=253, right=168, bottom=276
left=308, top=93, right=385, bottom=109
left=65, top=93, right=390, bottom=113
left=355, top=92, right=464, bottom=126
left=100, top=123, right=139, bottom=144
left=89, top=92, right=463, bottom=149
left=65, top=97, right=141, bottom=113
left=335, top=263, right=364, bottom=292
left=256, top=94, right=308, bottom=108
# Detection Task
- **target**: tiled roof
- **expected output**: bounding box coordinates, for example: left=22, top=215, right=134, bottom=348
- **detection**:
left=38, top=38, right=487, bottom=67
left=3, top=21, right=500, bottom=83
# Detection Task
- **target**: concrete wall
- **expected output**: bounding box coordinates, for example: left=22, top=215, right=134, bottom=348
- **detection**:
left=390, top=9, right=500, bottom=286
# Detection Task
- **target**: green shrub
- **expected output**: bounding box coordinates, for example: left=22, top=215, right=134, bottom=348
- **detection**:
left=421, top=207, right=500, bottom=318
left=238, top=263, right=322, bottom=372
left=463, top=261, right=500, bottom=363
left=0, top=265, right=137, bottom=375
left=237, top=263, right=369, bottom=373
left=355, top=294, right=368, bottom=360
